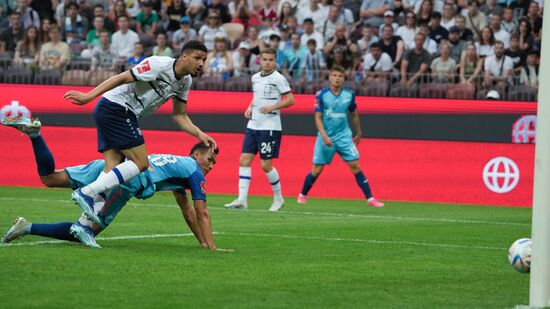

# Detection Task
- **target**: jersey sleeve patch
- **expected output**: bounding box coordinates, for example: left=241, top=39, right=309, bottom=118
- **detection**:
left=136, top=60, right=151, bottom=74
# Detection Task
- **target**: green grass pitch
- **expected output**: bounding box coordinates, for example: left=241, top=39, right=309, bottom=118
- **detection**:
left=0, top=186, right=531, bottom=308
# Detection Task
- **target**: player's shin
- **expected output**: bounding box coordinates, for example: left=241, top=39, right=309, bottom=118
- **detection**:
left=266, top=167, right=282, bottom=200
left=301, top=172, right=318, bottom=196
left=30, top=222, right=78, bottom=242
left=354, top=171, right=373, bottom=199
left=30, top=135, right=55, bottom=176
left=238, top=166, right=251, bottom=201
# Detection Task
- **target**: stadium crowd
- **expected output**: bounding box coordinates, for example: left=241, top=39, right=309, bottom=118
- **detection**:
left=0, top=0, right=543, bottom=100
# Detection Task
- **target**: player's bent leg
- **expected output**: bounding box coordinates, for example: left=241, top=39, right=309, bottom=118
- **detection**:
left=121, top=144, right=150, bottom=171
left=298, top=165, right=325, bottom=204
left=40, top=170, right=72, bottom=188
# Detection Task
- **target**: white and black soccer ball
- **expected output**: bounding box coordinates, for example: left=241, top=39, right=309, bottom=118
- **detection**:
left=508, top=238, right=531, bottom=273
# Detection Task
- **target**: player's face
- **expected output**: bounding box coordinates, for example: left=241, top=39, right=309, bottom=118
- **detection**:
left=181, top=50, right=207, bottom=77
left=194, top=150, right=217, bottom=175
left=329, top=71, right=345, bottom=88
left=260, top=53, right=276, bottom=73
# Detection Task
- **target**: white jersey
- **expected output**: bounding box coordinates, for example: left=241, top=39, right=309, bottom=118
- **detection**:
left=103, top=56, right=192, bottom=117
left=247, top=70, right=291, bottom=131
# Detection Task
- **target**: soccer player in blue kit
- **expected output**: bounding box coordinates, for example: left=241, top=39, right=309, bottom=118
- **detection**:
left=1, top=117, right=218, bottom=249
left=60, top=40, right=216, bottom=227
left=297, top=66, right=384, bottom=207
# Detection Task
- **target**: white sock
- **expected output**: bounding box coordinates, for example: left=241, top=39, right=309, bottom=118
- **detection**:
left=266, top=167, right=282, bottom=200
left=78, top=214, right=94, bottom=227
left=238, top=166, right=251, bottom=202
left=82, top=160, right=140, bottom=197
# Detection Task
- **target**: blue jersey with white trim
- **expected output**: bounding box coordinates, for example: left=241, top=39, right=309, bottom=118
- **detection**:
left=314, top=87, right=356, bottom=140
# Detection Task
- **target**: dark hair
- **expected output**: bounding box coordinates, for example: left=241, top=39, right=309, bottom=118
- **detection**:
left=370, top=42, right=381, bottom=49
left=94, top=4, right=105, bottom=11
left=189, top=143, right=219, bottom=156
left=67, top=2, right=79, bottom=10
left=306, top=38, right=316, bottom=46
left=260, top=48, right=277, bottom=56
left=431, top=12, right=441, bottom=19
left=331, top=65, right=346, bottom=74
left=10, top=11, right=21, bottom=17
left=118, top=14, right=130, bottom=21
left=181, top=40, right=208, bottom=54
left=98, top=29, right=110, bottom=35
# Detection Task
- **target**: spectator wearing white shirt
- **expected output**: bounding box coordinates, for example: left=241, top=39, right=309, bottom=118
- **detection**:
left=483, top=41, right=513, bottom=90
left=357, top=24, right=379, bottom=54
left=297, top=0, right=328, bottom=32
left=489, top=14, right=510, bottom=48
left=300, top=18, right=324, bottom=50
left=111, top=15, right=140, bottom=61
left=378, top=10, right=398, bottom=34
left=408, top=25, right=437, bottom=55
left=441, top=3, right=456, bottom=31
left=475, top=26, right=495, bottom=58
left=362, top=42, right=392, bottom=82
left=396, top=11, right=417, bottom=49
left=519, top=50, right=539, bottom=89
left=332, top=0, right=355, bottom=26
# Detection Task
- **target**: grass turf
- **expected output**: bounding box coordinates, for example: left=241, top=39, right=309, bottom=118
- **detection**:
left=0, top=186, right=531, bottom=308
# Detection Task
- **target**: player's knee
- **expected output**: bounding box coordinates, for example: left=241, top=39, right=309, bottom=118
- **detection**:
left=133, top=159, right=150, bottom=171
left=239, top=156, right=252, bottom=167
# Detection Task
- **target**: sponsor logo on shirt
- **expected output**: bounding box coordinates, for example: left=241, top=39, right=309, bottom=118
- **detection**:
left=136, top=60, right=151, bottom=74
left=200, top=181, right=207, bottom=194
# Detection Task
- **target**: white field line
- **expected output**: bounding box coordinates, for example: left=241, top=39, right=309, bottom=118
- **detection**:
left=2, top=231, right=505, bottom=251
left=0, top=197, right=530, bottom=227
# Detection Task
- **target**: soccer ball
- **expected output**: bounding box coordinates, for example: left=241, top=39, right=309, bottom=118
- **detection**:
left=508, top=238, right=532, bottom=273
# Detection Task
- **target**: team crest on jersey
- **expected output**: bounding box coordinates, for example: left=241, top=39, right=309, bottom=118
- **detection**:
left=200, top=181, right=207, bottom=193
left=136, top=61, right=151, bottom=73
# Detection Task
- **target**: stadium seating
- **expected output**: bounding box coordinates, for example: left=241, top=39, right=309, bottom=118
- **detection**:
left=3, top=67, right=33, bottom=84
left=34, top=69, right=63, bottom=85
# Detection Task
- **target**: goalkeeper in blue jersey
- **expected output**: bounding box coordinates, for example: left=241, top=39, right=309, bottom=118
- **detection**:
left=1, top=116, right=218, bottom=249
left=297, top=66, right=384, bottom=207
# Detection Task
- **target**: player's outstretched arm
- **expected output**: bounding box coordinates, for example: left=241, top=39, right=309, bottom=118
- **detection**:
left=173, top=191, right=207, bottom=247
left=193, top=199, right=217, bottom=250
left=64, top=70, right=135, bottom=105
left=171, top=99, right=217, bottom=149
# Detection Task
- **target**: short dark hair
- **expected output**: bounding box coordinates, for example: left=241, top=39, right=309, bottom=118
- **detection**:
left=189, top=143, right=219, bottom=156
left=94, top=4, right=105, bottom=11
left=306, top=39, right=317, bottom=46
left=118, top=14, right=130, bottom=21
left=67, top=2, right=79, bottom=10
left=370, top=42, right=381, bottom=49
left=330, top=65, right=345, bottom=74
left=181, top=40, right=208, bottom=54
left=260, top=48, right=277, bottom=57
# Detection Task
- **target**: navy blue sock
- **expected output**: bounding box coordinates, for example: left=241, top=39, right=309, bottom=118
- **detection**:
left=300, top=172, right=318, bottom=195
left=30, top=135, right=55, bottom=176
left=354, top=171, right=373, bottom=199
left=30, top=222, right=77, bottom=242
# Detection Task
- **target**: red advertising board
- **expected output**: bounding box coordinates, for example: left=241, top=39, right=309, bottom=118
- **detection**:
left=0, top=126, right=534, bottom=207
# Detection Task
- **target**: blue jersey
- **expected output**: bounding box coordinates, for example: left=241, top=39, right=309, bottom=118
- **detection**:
left=314, top=87, right=356, bottom=140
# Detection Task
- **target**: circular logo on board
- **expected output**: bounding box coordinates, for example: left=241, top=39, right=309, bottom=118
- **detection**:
left=512, top=115, right=536, bottom=144
left=483, top=157, right=520, bottom=194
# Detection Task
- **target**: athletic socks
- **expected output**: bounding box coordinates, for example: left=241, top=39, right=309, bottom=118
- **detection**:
left=266, top=167, right=283, bottom=200
left=238, top=166, right=251, bottom=202
left=354, top=171, right=373, bottom=199
left=300, top=172, right=318, bottom=196
left=30, top=135, right=55, bottom=176
left=82, top=160, right=140, bottom=197
left=30, top=222, right=77, bottom=242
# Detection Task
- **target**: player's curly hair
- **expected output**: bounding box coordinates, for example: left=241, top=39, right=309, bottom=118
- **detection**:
left=181, top=40, right=208, bottom=54
left=189, top=142, right=219, bottom=156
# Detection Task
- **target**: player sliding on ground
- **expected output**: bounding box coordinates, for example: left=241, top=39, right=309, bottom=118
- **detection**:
left=58, top=40, right=216, bottom=227
left=297, top=66, right=384, bottom=207
left=1, top=116, right=218, bottom=249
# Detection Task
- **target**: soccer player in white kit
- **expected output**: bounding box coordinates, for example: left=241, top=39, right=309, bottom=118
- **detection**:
left=224, top=48, right=295, bottom=212
left=62, top=40, right=216, bottom=226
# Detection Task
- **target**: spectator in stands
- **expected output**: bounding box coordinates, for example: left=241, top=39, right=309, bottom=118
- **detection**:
left=286, top=15, right=302, bottom=36
left=357, top=24, right=379, bottom=54
left=331, top=0, right=354, bottom=26
left=455, top=15, right=474, bottom=41
left=283, top=32, right=307, bottom=79
left=462, top=0, right=486, bottom=40
left=204, top=36, right=233, bottom=79
left=30, top=0, right=53, bottom=21
left=198, top=10, right=227, bottom=51
left=163, top=0, right=187, bottom=33
left=268, top=33, right=285, bottom=68
left=232, top=41, right=253, bottom=77
left=505, top=35, right=525, bottom=76
left=230, top=0, right=256, bottom=30
left=1, top=11, right=23, bottom=53
left=359, top=0, right=389, bottom=27
left=526, top=1, right=542, bottom=36
left=14, top=25, right=40, bottom=67
left=39, top=18, right=50, bottom=43
left=125, top=42, right=144, bottom=68
left=108, top=0, right=127, bottom=30
left=490, top=14, right=510, bottom=48
left=93, top=4, right=114, bottom=34
left=276, top=1, right=295, bottom=29
left=91, top=29, right=116, bottom=72
left=378, top=10, right=398, bottom=34
left=430, top=42, right=456, bottom=82
left=185, top=0, right=204, bottom=26
left=136, top=0, right=159, bottom=45
left=346, top=52, right=363, bottom=83
left=501, top=7, right=517, bottom=34
left=111, top=15, right=139, bottom=62
left=123, top=0, right=142, bottom=18
left=202, top=0, right=231, bottom=24
left=39, top=25, right=69, bottom=70
left=16, top=0, right=39, bottom=29
left=409, top=24, right=437, bottom=55
left=278, top=26, right=291, bottom=50
left=86, top=16, right=108, bottom=51
left=152, top=32, right=173, bottom=57
left=416, top=0, right=433, bottom=26
left=519, top=50, right=538, bottom=89
left=172, top=16, right=197, bottom=51
left=517, top=18, right=533, bottom=53
left=327, top=46, right=349, bottom=70
left=475, top=26, right=495, bottom=58
left=301, top=38, right=326, bottom=84
left=0, top=0, right=17, bottom=26
left=324, top=24, right=357, bottom=62
left=322, top=4, right=340, bottom=42
left=447, top=26, right=467, bottom=63
left=459, top=42, right=483, bottom=84
left=400, top=33, right=431, bottom=86
left=441, top=3, right=456, bottom=31
left=380, top=24, right=404, bottom=67
left=244, top=26, right=263, bottom=56
left=62, top=3, right=88, bottom=45
left=480, top=0, right=503, bottom=17
left=483, top=41, right=513, bottom=90
left=300, top=18, right=324, bottom=50
left=53, top=0, right=65, bottom=25
left=362, top=42, right=392, bottom=82
left=297, top=0, right=328, bottom=31
left=429, top=12, right=448, bottom=44
left=396, top=10, right=417, bottom=48
left=257, top=0, right=277, bottom=28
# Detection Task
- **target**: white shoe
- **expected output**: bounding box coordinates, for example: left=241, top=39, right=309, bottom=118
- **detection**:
left=2, top=217, right=31, bottom=243
left=224, top=199, right=248, bottom=209
left=269, top=198, right=284, bottom=212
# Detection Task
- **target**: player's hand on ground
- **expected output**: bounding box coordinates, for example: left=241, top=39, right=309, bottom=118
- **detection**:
left=259, top=105, right=276, bottom=114
left=353, top=134, right=361, bottom=145
left=64, top=91, right=92, bottom=105
left=244, top=106, right=252, bottom=118
left=323, top=136, right=333, bottom=147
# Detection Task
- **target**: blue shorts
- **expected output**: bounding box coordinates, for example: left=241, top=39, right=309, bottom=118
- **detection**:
left=94, top=97, right=145, bottom=153
left=65, top=160, right=151, bottom=227
left=312, top=134, right=360, bottom=165
left=241, top=128, right=282, bottom=160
